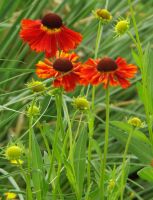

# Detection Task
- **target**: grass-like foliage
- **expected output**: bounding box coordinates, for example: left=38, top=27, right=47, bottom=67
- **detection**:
left=0, top=0, right=153, bottom=199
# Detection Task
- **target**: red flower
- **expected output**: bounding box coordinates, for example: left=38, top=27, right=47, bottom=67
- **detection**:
left=36, top=51, right=82, bottom=92
left=80, top=57, right=137, bottom=88
left=20, top=13, right=82, bottom=57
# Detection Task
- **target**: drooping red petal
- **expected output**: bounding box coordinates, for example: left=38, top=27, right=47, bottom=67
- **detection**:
left=20, top=19, right=82, bottom=58
left=36, top=61, right=57, bottom=78
left=53, top=73, right=79, bottom=92
left=79, top=57, right=137, bottom=89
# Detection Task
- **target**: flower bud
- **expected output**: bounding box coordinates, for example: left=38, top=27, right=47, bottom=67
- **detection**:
left=72, top=96, right=90, bottom=111
left=11, top=159, right=23, bottom=165
left=27, top=104, right=40, bottom=117
left=108, top=179, right=115, bottom=190
left=115, top=19, right=129, bottom=36
left=26, top=79, right=46, bottom=93
left=5, top=145, right=23, bottom=160
left=128, top=117, right=143, bottom=128
left=5, top=192, right=17, bottom=199
left=129, top=192, right=135, bottom=199
left=93, top=9, right=112, bottom=24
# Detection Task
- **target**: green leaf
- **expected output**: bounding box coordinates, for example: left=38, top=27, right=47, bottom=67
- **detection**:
left=74, top=131, right=87, bottom=197
left=111, top=121, right=153, bottom=164
left=111, top=121, right=150, bottom=144
left=131, top=49, right=141, bottom=67
left=136, top=81, right=144, bottom=103
left=142, top=45, right=153, bottom=115
left=138, top=167, right=153, bottom=182
left=64, top=159, right=76, bottom=189
left=31, top=133, right=47, bottom=200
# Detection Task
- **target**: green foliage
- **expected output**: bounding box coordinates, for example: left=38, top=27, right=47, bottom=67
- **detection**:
left=1, top=0, right=153, bottom=199
left=74, top=130, right=87, bottom=197
left=111, top=121, right=153, bottom=164
left=138, top=166, right=153, bottom=183
left=31, top=132, right=47, bottom=200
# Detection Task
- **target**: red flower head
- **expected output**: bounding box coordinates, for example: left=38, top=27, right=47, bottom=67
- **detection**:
left=36, top=51, right=82, bottom=92
left=20, top=13, right=82, bottom=57
left=80, top=57, right=137, bottom=88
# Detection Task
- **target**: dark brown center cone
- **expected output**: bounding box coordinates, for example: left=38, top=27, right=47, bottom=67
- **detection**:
left=97, top=57, right=118, bottom=72
left=42, top=13, right=62, bottom=29
left=53, top=58, right=73, bottom=72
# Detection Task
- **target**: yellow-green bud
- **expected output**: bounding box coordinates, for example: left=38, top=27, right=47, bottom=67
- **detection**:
left=115, top=19, right=129, bottom=36
left=108, top=179, right=115, bottom=190
left=26, top=79, right=46, bottom=93
left=27, top=104, right=40, bottom=117
left=5, top=192, right=17, bottom=199
left=93, top=9, right=112, bottom=24
left=129, top=192, right=135, bottom=199
left=73, top=97, right=90, bottom=111
left=10, top=159, right=23, bottom=165
left=128, top=117, right=143, bottom=128
left=5, top=145, right=23, bottom=160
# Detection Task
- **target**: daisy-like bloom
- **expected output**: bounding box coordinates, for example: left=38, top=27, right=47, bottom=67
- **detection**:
left=80, top=57, right=137, bottom=88
left=20, top=13, right=82, bottom=57
left=36, top=51, right=82, bottom=92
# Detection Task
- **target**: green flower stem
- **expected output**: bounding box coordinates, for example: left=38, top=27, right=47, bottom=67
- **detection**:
left=16, top=159, right=31, bottom=198
left=120, top=127, right=134, bottom=200
left=27, top=98, right=36, bottom=200
left=94, top=21, right=103, bottom=59
left=74, top=113, right=83, bottom=142
left=49, top=93, right=63, bottom=185
left=105, top=0, right=109, bottom=9
left=100, top=86, right=110, bottom=200
left=38, top=124, right=52, bottom=182
left=127, top=31, right=140, bottom=52
left=128, top=0, right=153, bottom=144
left=54, top=112, right=77, bottom=197
left=63, top=99, right=73, bottom=164
left=52, top=111, right=78, bottom=199
left=128, top=0, right=143, bottom=64
left=87, top=20, right=103, bottom=189
left=63, top=100, right=83, bottom=199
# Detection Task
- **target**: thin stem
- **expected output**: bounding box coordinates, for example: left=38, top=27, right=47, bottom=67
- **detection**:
left=87, top=20, right=103, bottom=189
left=27, top=98, right=36, bottom=200
left=120, top=128, right=134, bottom=199
left=127, top=31, right=139, bottom=50
left=27, top=116, right=33, bottom=200
left=105, top=0, right=109, bottom=9
left=38, top=124, right=52, bottom=181
left=128, top=0, right=143, bottom=64
left=74, top=113, right=83, bottom=142
left=128, top=0, right=153, bottom=144
left=52, top=111, right=78, bottom=199
left=50, top=93, right=63, bottom=200
left=100, top=87, right=110, bottom=200
left=63, top=99, right=73, bottom=164
left=94, top=22, right=103, bottom=59
left=16, top=159, right=30, bottom=195
left=49, top=93, right=63, bottom=183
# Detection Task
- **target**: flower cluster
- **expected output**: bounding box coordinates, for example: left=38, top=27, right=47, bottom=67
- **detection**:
left=20, top=11, right=137, bottom=92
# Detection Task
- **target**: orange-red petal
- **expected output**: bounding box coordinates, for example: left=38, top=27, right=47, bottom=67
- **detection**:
left=20, top=19, right=82, bottom=58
